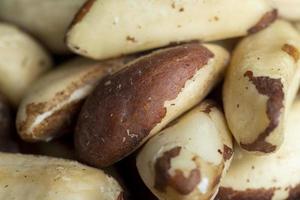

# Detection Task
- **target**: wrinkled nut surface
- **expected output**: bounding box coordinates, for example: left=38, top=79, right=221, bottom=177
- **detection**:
left=272, top=0, right=300, bottom=21
left=75, top=43, right=229, bottom=167
left=137, top=100, right=233, bottom=200
left=0, top=23, right=52, bottom=106
left=223, top=20, right=300, bottom=154
left=0, top=0, right=86, bottom=53
left=215, top=96, right=300, bottom=200
left=66, top=0, right=275, bottom=59
left=0, top=94, right=18, bottom=152
left=0, top=152, right=124, bottom=200
left=17, top=57, right=134, bottom=142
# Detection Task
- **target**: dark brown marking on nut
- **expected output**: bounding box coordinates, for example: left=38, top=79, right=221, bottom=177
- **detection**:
left=154, top=146, right=201, bottom=195
left=126, top=36, right=137, bottom=43
left=223, top=145, right=233, bottom=161
left=215, top=187, right=276, bottom=200
left=202, top=101, right=217, bottom=114
left=179, top=8, right=184, bottom=12
left=288, top=184, right=300, bottom=200
left=241, top=71, right=283, bottom=153
left=282, top=44, right=300, bottom=62
left=75, top=43, right=214, bottom=167
left=248, top=9, right=278, bottom=34
left=70, top=0, right=96, bottom=27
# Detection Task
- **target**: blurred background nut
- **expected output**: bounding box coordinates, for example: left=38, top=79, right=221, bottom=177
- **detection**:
left=66, top=0, right=275, bottom=60
left=0, top=152, right=124, bottom=200
left=272, top=0, right=300, bottom=21
left=223, top=20, right=300, bottom=154
left=0, top=23, right=52, bottom=106
left=215, top=95, right=300, bottom=200
left=0, top=0, right=86, bottom=54
left=75, top=43, right=229, bottom=168
left=137, top=100, right=233, bottom=200
left=16, top=57, right=134, bottom=142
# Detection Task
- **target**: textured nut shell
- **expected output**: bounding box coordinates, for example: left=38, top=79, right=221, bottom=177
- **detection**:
left=0, top=152, right=124, bottom=200
left=272, top=0, right=300, bottom=21
left=75, top=43, right=229, bottom=167
left=66, top=0, right=274, bottom=59
left=215, top=96, right=300, bottom=200
left=223, top=20, right=300, bottom=154
left=137, top=100, right=233, bottom=200
left=0, top=0, right=86, bottom=53
left=0, top=23, right=52, bottom=106
left=17, top=57, right=133, bottom=142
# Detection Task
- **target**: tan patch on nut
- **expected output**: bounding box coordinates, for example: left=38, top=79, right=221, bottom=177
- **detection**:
left=215, top=187, right=277, bottom=200
left=248, top=9, right=278, bottom=34
left=154, top=146, right=201, bottom=195
left=75, top=43, right=214, bottom=167
left=241, top=71, right=283, bottom=153
left=282, top=44, right=299, bottom=62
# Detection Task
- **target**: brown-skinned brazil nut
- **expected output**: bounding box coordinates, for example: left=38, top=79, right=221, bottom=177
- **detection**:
left=75, top=43, right=229, bottom=167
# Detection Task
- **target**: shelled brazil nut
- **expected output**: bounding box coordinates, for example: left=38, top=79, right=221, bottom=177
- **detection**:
left=215, top=95, right=300, bottom=200
left=75, top=43, right=230, bottom=167
left=223, top=20, right=300, bottom=154
left=66, top=0, right=275, bottom=60
left=0, top=0, right=86, bottom=54
left=137, top=100, right=233, bottom=200
left=272, top=0, right=300, bottom=21
left=17, top=56, right=135, bottom=142
left=0, top=23, right=52, bottom=106
left=0, top=152, right=124, bottom=200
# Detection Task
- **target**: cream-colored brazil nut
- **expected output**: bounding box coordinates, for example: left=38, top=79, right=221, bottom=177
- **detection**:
left=66, top=0, right=276, bottom=60
left=0, top=23, right=52, bottom=106
left=223, top=20, right=300, bottom=154
left=0, top=152, right=124, bottom=200
left=0, top=0, right=86, bottom=53
left=272, top=0, right=300, bottom=21
left=75, top=43, right=229, bottom=167
left=137, top=100, right=233, bottom=200
left=16, top=57, right=134, bottom=142
left=215, top=95, right=300, bottom=200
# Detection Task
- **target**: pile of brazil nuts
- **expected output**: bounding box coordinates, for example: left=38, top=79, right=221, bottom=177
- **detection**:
left=1, top=0, right=300, bottom=200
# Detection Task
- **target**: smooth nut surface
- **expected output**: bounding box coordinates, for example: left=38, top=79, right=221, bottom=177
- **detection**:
left=75, top=43, right=229, bottom=167
left=272, top=0, right=300, bottom=21
left=0, top=152, right=124, bottom=200
left=215, top=95, right=300, bottom=200
left=223, top=20, right=300, bottom=154
left=17, top=57, right=134, bottom=142
left=66, top=0, right=275, bottom=59
left=0, top=23, right=52, bottom=106
left=137, top=100, right=233, bottom=200
left=0, top=0, right=86, bottom=53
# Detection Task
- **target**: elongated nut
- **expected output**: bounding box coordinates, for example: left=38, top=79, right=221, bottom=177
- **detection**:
left=16, top=57, right=134, bottom=142
left=0, top=23, right=52, bottom=106
left=223, top=20, right=300, bottom=154
left=0, top=94, right=18, bottom=152
left=137, top=100, right=233, bottom=200
left=215, top=95, right=300, bottom=200
left=272, top=0, right=300, bottom=21
left=0, top=152, right=124, bottom=200
left=75, top=43, right=229, bottom=167
left=66, top=0, right=275, bottom=60
left=0, top=0, right=86, bottom=54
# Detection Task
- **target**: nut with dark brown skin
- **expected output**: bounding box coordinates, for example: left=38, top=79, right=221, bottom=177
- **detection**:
left=223, top=20, right=300, bottom=154
left=215, top=95, right=300, bottom=200
left=75, top=43, right=229, bottom=168
left=137, top=100, right=233, bottom=200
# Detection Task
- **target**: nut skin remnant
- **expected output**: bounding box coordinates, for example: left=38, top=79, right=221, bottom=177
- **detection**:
left=248, top=9, right=278, bottom=34
left=215, top=187, right=276, bottom=200
left=75, top=43, right=215, bottom=167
